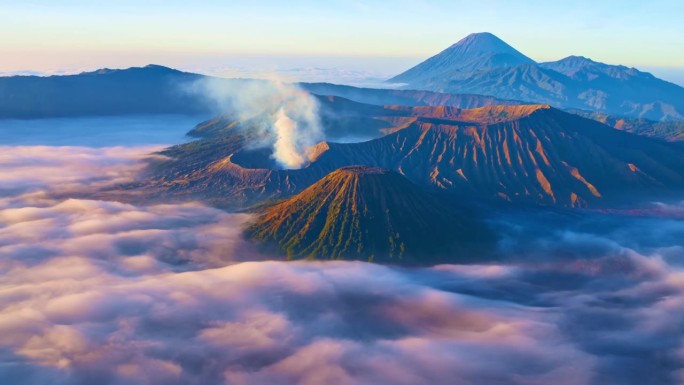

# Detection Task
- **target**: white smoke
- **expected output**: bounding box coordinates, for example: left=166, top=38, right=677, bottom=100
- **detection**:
left=273, top=108, right=304, bottom=168
left=268, top=81, right=323, bottom=169
left=187, top=78, right=323, bottom=169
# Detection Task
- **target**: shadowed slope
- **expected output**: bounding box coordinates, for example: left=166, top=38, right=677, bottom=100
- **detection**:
left=313, top=106, right=684, bottom=206
left=245, top=166, right=493, bottom=263
left=142, top=103, right=684, bottom=209
left=391, top=32, right=535, bottom=84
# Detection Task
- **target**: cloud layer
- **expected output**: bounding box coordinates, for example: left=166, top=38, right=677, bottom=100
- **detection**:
left=1, top=145, right=684, bottom=384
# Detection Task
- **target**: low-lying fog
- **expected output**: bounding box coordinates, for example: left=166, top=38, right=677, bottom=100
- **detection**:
left=0, top=115, right=204, bottom=146
left=1, top=119, right=683, bottom=385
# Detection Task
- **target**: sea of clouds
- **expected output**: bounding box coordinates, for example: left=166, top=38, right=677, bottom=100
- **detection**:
left=1, top=144, right=684, bottom=384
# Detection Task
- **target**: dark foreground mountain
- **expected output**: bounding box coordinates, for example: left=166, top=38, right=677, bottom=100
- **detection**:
left=390, top=33, right=684, bottom=121
left=245, top=166, right=493, bottom=263
left=138, top=99, right=684, bottom=209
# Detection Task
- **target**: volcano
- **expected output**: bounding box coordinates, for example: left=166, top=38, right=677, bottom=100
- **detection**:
left=390, top=33, right=684, bottom=121
left=391, top=32, right=535, bottom=85
left=245, top=166, right=493, bottom=263
left=142, top=97, right=684, bottom=209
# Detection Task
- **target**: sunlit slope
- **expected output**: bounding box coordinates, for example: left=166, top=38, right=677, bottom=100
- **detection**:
left=315, top=105, right=684, bottom=206
left=246, top=166, right=492, bottom=263
left=145, top=102, right=684, bottom=208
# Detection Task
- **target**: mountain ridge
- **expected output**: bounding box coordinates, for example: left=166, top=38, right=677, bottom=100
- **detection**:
left=391, top=32, right=535, bottom=84
left=2, top=62, right=682, bottom=123
left=390, top=33, right=684, bottom=121
left=138, top=98, right=684, bottom=209
left=0, top=64, right=208, bottom=118
left=0, top=64, right=526, bottom=119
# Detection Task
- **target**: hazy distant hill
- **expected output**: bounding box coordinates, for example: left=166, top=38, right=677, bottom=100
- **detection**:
left=301, top=84, right=684, bottom=143
left=2, top=63, right=682, bottom=144
left=3, top=62, right=683, bottom=142
left=0, top=65, right=210, bottom=118
left=390, top=33, right=684, bottom=121
left=246, top=166, right=493, bottom=263
left=299, top=82, right=521, bottom=108
left=568, top=109, right=684, bottom=142
left=0, top=64, right=524, bottom=119
left=141, top=98, right=684, bottom=208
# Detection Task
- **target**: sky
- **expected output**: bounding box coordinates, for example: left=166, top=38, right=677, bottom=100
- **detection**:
left=1, top=0, right=684, bottom=85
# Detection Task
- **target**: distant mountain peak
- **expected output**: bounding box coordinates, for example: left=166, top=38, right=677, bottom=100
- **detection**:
left=465, top=31, right=497, bottom=38
left=142, top=64, right=180, bottom=72
left=390, top=32, right=535, bottom=84
left=79, top=64, right=184, bottom=77
left=390, top=34, right=684, bottom=121
left=540, top=56, right=642, bottom=79
left=449, top=32, right=522, bottom=55
left=556, top=55, right=596, bottom=64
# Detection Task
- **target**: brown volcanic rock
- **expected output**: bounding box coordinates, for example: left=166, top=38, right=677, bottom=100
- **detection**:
left=146, top=101, right=684, bottom=209
left=313, top=105, right=684, bottom=206
left=385, top=104, right=550, bottom=123
left=245, top=166, right=493, bottom=263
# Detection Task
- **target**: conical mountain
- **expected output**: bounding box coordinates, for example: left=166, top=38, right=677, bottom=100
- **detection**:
left=390, top=33, right=684, bottom=121
left=245, top=166, right=493, bottom=264
left=391, top=32, right=535, bottom=84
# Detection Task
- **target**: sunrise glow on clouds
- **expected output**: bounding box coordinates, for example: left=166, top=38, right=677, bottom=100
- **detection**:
left=0, top=145, right=683, bottom=384
left=2, top=1, right=684, bottom=382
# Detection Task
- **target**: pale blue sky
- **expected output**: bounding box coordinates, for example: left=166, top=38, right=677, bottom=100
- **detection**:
left=2, top=0, right=683, bottom=84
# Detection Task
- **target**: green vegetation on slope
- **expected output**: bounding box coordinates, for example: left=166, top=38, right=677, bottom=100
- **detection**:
left=245, top=166, right=494, bottom=264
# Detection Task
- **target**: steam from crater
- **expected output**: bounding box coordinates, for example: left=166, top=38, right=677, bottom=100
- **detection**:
left=273, top=108, right=304, bottom=168
left=3, top=145, right=684, bottom=384
left=269, top=82, right=323, bottom=169
left=187, top=77, right=323, bottom=169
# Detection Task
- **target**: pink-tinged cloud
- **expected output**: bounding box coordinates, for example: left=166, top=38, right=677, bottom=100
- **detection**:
left=0, top=145, right=684, bottom=384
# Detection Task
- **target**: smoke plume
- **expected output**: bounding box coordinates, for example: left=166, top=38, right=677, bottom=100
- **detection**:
left=186, top=78, right=323, bottom=169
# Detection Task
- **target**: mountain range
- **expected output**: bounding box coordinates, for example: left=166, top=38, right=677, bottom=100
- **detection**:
left=138, top=96, right=684, bottom=210
left=1, top=63, right=682, bottom=142
left=4, top=37, right=683, bottom=263
left=0, top=65, right=209, bottom=118
left=391, top=32, right=684, bottom=121
left=0, top=65, right=520, bottom=119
